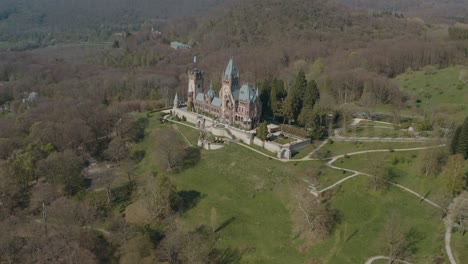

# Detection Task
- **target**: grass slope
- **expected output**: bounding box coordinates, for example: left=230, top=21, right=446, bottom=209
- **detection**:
left=138, top=115, right=457, bottom=263
left=396, top=66, right=468, bottom=121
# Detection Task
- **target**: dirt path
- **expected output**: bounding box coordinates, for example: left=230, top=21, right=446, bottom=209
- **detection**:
left=317, top=144, right=456, bottom=264
left=163, top=114, right=456, bottom=263
left=364, top=256, right=412, bottom=264
left=301, top=139, right=329, bottom=160
left=173, top=124, right=194, bottom=146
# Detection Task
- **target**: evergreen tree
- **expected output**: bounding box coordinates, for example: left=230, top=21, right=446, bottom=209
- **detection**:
left=256, top=122, right=268, bottom=141
left=451, top=126, right=461, bottom=154
left=259, top=80, right=272, bottom=116
left=302, top=79, right=320, bottom=109
left=284, top=71, right=307, bottom=124
left=270, top=79, right=287, bottom=121
left=456, top=117, right=468, bottom=159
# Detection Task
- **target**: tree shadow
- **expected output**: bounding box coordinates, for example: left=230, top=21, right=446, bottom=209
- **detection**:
left=345, top=229, right=359, bottom=243
left=212, top=247, right=243, bottom=264
left=173, top=190, right=203, bottom=213
left=215, top=217, right=236, bottom=233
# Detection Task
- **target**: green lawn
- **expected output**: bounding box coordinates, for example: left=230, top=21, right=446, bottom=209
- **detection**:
left=292, top=141, right=324, bottom=159
left=339, top=150, right=446, bottom=196
left=356, top=120, right=395, bottom=128
left=309, top=177, right=446, bottom=264
left=135, top=113, right=457, bottom=263
left=173, top=123, right=200, bottom=146
left=313, top=141, right=427, bottom=159
left=452, top=232, right=468, bottom=263
left=173, top=144, right=309, bottom=264
left=396, top=66, right=468, bottom=121
left=347, top=127, right=412, bottom=138
left=272, top=137, right=297, bottom=145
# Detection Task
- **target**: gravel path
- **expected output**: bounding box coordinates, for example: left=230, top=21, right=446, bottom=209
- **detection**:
left=163, top=115, right=456, bottom=264
left=364, top=256, right=412, bottom=264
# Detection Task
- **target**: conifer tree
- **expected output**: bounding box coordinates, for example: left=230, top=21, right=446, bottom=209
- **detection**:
left=455, top=117, right=468, bottom=159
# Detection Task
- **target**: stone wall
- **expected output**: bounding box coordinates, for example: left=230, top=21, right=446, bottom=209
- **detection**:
left=170, top=108, right=312, bottom=160
left=290, top=140, right=311, bottom=153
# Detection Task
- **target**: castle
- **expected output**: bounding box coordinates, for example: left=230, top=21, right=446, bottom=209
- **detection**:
left=183, top=57, right=262, bottom=129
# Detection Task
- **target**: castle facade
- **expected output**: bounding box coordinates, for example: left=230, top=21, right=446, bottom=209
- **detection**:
left=186, top=57, right=262, bottom=129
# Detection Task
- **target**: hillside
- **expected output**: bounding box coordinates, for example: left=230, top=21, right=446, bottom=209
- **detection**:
left=338, top=0, right=468, bottom=23
left=0, top=0, right=224, bottom=46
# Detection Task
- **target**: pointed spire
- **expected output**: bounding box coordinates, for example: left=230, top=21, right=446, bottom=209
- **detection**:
left=174, top=93, right=179, bottom=102
left=224, top=56, right=239, bottom=81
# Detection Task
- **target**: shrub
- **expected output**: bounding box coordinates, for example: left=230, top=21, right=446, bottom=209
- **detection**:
left=419, top=131, right=429, bottom=137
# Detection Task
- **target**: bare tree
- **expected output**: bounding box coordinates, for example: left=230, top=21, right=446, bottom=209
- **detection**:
left=448, top=191, right=468, bottom=235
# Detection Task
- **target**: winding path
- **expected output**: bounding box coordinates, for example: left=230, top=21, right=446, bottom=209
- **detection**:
left=365, top=256, right=412, bottom=264
left=163, top=115, right=456, bottom=264
left=313, top=144, right=456, bottom=264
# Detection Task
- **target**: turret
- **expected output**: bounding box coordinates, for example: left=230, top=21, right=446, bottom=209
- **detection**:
left=173, top=93, right=180, bottom=109
left=187, top=68, right=204, bottom=103
left=223, top=56, right=239, bottom=86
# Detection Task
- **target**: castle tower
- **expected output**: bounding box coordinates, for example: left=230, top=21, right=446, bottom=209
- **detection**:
left=220, top=57, right=239, bottom=122
left=187, top=68, right=204, bottom=104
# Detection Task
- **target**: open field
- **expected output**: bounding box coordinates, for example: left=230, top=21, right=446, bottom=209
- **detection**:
left=344, top=126, right=412, bottom=138
left=396, top=66, right=468, bottom=121
left=312, top=141, right=429, bottom=159
left=338, top=150, right=446, bottom=196
left=309, top=176, right=446, bottom=264
left=133, top=115, right=461, bottom=263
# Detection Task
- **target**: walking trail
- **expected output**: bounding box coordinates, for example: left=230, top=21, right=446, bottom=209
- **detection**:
left=308, top=144, right=456, bottom=264
left=164, top=115, right=456, bottom=264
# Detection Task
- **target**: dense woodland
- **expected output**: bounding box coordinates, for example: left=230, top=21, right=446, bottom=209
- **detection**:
left=0, top=0, right=468, bottom=263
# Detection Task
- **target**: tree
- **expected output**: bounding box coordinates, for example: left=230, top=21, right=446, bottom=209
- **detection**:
left=380, top=213, right=422, bottom=262
left=302, top=79, right=320, bottom=109
left=35, top=150, right=85, bottom=196
left=451, top=126, right=462, bottom=154
left=442, top=154, right=466, bottom=196
left=366, top=154, right=398, bottom=191
left=7, top=147, right=38, bottom=188
left=448, top=191, right=468, bottom=235
left=284, top=71, right=308, bottom=124
left=143, top=174, right=178, bottom=225
left=105, top=136, right=128, bottom=162
left=419, top=146, right=448, bottom=177
left=270, top=79, right=287, bottom=121
left=291, top=184, right=338, bottom=250
left=256, top=122, right=268, bottom=141
left=456, top=117, right=468, bottom=158
left=155, top=127, right=187, bottom=171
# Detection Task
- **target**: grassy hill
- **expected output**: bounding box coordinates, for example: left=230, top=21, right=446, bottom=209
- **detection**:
left=396, top=66, right=468, bottom=123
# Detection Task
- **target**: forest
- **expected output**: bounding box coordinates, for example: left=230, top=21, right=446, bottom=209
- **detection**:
left=0, top=0, right=468, bottom=263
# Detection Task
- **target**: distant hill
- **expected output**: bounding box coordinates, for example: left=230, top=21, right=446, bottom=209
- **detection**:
left=0, top=0, right=225, bottom=45
left=337, top=0, right=468, bottom=23
left=191, top=0, right=422, bottom=50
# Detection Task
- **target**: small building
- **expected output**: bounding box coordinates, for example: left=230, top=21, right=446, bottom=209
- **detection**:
left=267, top=124, right=280, bottom=134
left=170, top=41, right=191, bottom=50
left=27, top=92, right=39, bottom=102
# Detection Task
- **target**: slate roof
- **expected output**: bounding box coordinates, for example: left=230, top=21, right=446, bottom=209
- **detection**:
left=170, top=42, right=191, bottom=49
left=238, top=84, right=257, bottom=103
left=195, top=93, right=205, bottom=102
left=207, top=84, right=216, bottom=99
left=224, top=56, right=239, bottom=81
left=211, top=97, right=222, bottom=107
